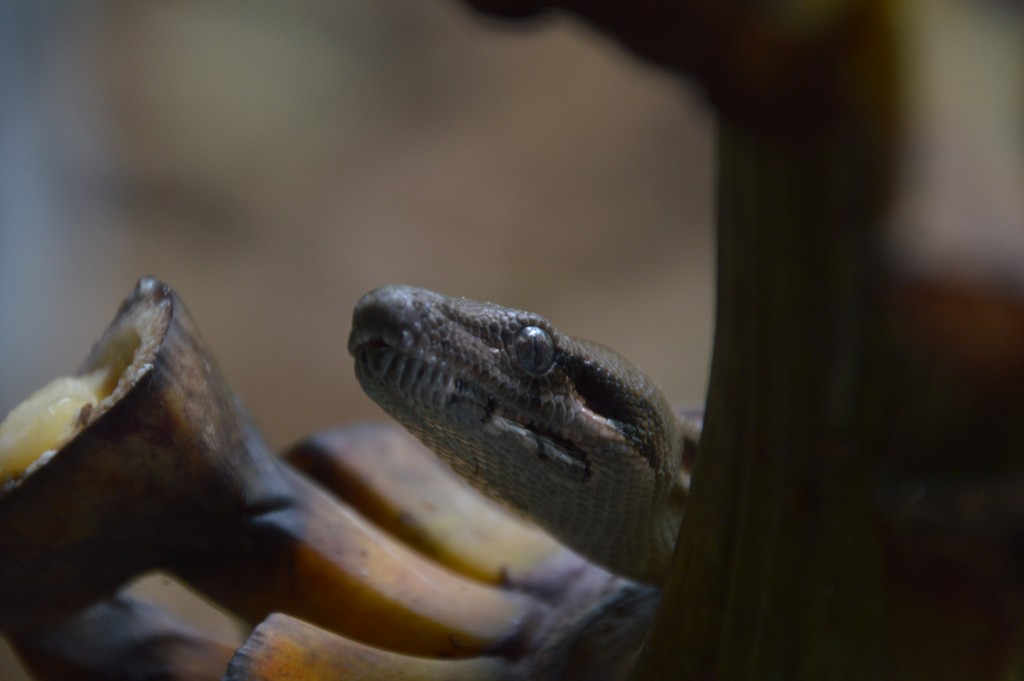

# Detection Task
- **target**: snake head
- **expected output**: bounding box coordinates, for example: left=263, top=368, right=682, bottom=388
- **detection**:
left=348, top=285, right=687, bottom=584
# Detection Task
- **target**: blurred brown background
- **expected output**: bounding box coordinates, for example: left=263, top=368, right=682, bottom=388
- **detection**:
left=0, top=1, right=712, bottom=676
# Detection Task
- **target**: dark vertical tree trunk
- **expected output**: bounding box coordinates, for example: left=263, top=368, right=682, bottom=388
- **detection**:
left=633, top=115, right=899, bottom=677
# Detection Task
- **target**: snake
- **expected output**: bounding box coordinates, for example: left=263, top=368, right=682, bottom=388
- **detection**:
left=348, top=285, right=701, bottom=584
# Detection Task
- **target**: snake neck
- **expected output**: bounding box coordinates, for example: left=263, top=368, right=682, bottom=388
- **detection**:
left=348, top=285, right=695, bottom=584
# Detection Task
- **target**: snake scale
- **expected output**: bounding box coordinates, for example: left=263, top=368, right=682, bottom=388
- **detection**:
left=348, top=285, right=701, bottom=584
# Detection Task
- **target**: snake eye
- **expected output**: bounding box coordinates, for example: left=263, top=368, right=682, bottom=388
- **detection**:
left=512, top=326, right=555, bottom=375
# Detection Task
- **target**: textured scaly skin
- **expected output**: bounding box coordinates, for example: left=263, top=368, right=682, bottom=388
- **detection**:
left=348, top=285, right=697, bottom=584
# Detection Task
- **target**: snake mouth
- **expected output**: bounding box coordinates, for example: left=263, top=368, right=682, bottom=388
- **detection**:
left=348, top=334, right=391, bottom=360
left=350, top=328, right=466, bottom=417
left=347, top=324, right=411, bottom=360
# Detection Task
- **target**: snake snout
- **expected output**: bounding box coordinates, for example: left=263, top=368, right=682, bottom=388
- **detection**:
left=348, top=285, right=438, bottom=356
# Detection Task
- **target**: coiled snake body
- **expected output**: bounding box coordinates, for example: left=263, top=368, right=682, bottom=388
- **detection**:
left=348, top=285, right=700, bottom=584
